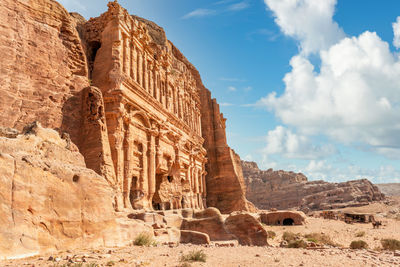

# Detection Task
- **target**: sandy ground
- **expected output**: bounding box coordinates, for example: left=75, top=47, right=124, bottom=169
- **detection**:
left=1, top=243, right=399, bottom=267
left=2, top=200, right=400, bottom=267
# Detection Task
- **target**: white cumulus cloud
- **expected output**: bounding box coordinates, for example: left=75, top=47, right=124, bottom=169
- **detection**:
left=264, top=0, right=345, bottom=54
left=261, top=31, right=400, bottom=159
left=393, top=16, right=400, bottom=49
left=264, top=126, right=336, bottom=159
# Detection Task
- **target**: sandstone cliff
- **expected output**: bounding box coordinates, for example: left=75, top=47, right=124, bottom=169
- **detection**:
left=0, top=123, right=152, bottom=259
left=0, top=0, right=89, bottom=147
left=0, top=0, right=253, bottom=216
left=242, top=161, right=384, bottom=211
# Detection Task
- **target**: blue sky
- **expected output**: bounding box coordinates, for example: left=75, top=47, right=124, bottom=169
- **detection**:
left=59, top=0, right=400, bottom=183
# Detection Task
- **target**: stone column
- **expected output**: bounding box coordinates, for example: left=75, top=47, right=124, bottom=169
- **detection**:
left=122, top=35, right=127, bottom=73
left=141, top=143, right=149, bottom=208
left=125, top=36, right=130, bottom=75
left=137, top=50, right=142, bottom=85
left=130, top=42, right=136, bottom=81
left=123, top=124, right=133, bottom=209
left=147, top=133, right=156, bottom=208
left=143, top=56, right=148, bottom=91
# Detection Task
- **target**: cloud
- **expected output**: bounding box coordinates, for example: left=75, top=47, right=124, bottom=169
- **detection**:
left=264, top=0, right=345, bottom=54
left=301, top=161, right=400, bottom=183
left=263, top=126, right=336, bottom=160
left=244, top=86, right=252, bottom=92
left=182, top=8, right=217, bottom=19
left=260, top=31, right=400, bottom=159
left=228, top=1, right=249, bottom=11
left=393, top=16, right=400, bottom=49
left=247, top=29, right=280, bottom=42
left=214, top=0, right=235, bottom=5
left=228, top=86, right=237, bottom=91
left=220, top=102, right=234, bottom=107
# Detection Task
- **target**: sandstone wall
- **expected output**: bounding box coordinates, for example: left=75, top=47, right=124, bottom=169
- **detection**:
left=0, top=0, right=89, bottom=147
left=243, top=161, right=384, bottom=211
left=0, top=124, right=152, bottom=259
left=0, top=0, right=253, bottom=221
left=200, top=92, right=256, bottom=213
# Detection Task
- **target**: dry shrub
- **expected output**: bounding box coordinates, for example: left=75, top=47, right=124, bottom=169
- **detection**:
left=304, top=233, right=336, bottom=246
left=181, top=250, right=207, bottom=263
left=350, top=240, right=368, bottom=249
left=267, top=230, right=276, bottom=239
left=133, top=232, right=155, bottom=247
left=282, top=232, right=300, bottom=242
left=287, top=240, right=308, bottom=248
left=381, top=239, right=400, bottom=251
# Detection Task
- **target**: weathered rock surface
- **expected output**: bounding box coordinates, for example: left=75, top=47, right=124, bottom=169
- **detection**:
left=376, top=183, right=400, bottom=196
left=180, top=230, right=210, bottom=245
left=242, top=161, right=385, bottom=211
left=0, top=0, right=89, bottom=146
left=259, top=211, right=306, bottom=226
left=224, top=213, right=268, bottom=246
left=200, top=94, right=256, bottom=213
left=181, top=208, right=234, bottom=241
left=0, top=0, right=257, bottom=258
left=0, top=124, right=153, bottom=259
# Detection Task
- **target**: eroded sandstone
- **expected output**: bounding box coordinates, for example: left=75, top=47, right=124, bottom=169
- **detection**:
left=242, top=161, right=385, bottom=211
left=0, top=124, right=152, bottom=259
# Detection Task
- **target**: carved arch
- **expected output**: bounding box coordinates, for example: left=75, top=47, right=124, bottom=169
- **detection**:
left=129, top=110, right=151, bottom=129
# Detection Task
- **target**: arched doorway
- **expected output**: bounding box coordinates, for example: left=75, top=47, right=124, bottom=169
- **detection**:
left=283, top=218, right=294, bottom=225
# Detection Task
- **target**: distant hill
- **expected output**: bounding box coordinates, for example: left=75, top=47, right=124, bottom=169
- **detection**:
left=242, top=161, right=385, bottom=211
left=376, top=183, right=400, bottom=196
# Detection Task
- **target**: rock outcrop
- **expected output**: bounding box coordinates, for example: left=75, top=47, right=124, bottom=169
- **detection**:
left=0, top=0, right=89, bottom=146
left=0, top=0, right=257, bottom=258
left=242, top=161, right=385, bottom=211
left=0, top=0, right=253, bottom=215
left=0, top=123, right=152, bottom=259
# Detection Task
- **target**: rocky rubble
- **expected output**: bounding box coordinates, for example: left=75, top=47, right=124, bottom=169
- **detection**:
left=242, top=161, right=385, bottom=211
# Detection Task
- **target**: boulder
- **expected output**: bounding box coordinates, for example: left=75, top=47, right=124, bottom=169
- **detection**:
left=224, top=213, right=268, bottom=246
left=181, top=208, right=234, bottom=241
left=180, top=230, right=211, bottom=245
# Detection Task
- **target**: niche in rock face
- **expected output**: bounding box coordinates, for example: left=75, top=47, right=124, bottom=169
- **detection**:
left=87, top=41, right=101, bottom=79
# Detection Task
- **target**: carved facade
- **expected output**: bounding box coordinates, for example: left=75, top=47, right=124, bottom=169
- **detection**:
left=0, top=0, right=254, bottom=214
left=84, top=1, right=207, bottom=211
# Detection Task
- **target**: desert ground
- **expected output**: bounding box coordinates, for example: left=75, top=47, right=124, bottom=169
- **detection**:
left=2, top=198, right=400, bottom=267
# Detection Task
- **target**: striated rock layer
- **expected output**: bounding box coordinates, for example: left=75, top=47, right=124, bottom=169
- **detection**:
left=242, top=161, right=385, bottom=212
left=0, top=124, right=152, bottom=259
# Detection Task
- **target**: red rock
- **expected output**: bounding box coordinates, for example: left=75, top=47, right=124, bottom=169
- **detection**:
left=242, top=161, right=384, bottom=211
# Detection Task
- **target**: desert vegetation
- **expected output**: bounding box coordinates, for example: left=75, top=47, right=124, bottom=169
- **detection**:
left=350, top=240, right=368, bottom=249
left=180, top=250, right=207, bottom=263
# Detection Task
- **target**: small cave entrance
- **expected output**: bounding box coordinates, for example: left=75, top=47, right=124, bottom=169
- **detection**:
left=282, top=218, right=295, bottom=226
left=87, top=41, right=101, bottom=79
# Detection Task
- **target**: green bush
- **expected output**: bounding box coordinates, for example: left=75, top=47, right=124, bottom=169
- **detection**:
left=267, top=230, right=276, bottom=239
left=287, top=240, right=308, bottom=248
left=133, top=232, right=155, bottom=247
left=381, top=239, right=400, bottom=251
left=355, top=231, right=365, bottom=237
left=181, top=250, right=207, bottom=263
left=282, top=232, right=300, bottom=242
left=350, top=240, right=368, bottom=249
